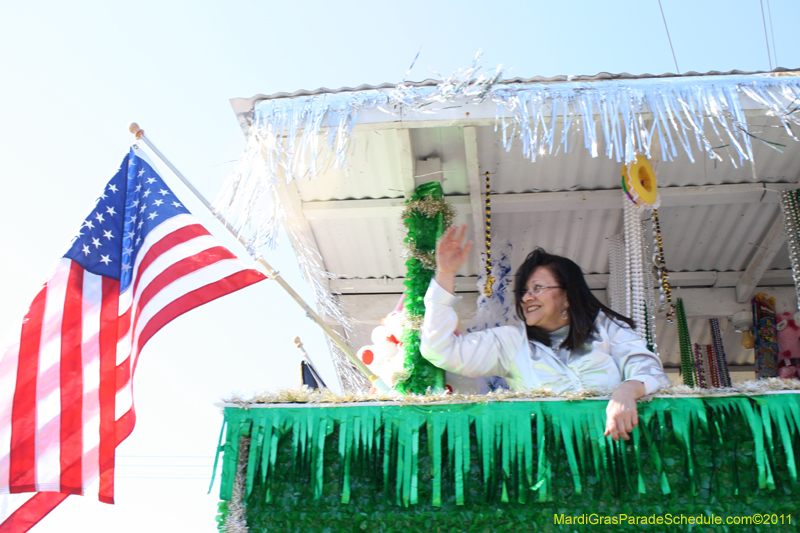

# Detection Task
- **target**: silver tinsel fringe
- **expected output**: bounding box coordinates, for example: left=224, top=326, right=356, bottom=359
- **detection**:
left=212, top=135, right=363, bottom=392
left=216, top=71, right=800, bottom=254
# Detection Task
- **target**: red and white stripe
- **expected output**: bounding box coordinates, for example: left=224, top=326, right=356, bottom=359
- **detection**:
left=0, top=213, right=265, bottom=530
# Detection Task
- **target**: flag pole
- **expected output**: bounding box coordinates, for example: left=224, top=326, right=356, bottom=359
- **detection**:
left=128, top=123, right=390, bottom=393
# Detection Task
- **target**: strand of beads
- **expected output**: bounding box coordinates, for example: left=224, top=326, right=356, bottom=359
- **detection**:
left=608, top=234, right=627, bottom=315
left=693, top=344, right=707, bottom=388
left=651, top=212, right=666, bottom=311
left=790, top=190, right=800, bottom=311
left=652, top=209, right=675, bottom=323
left=633, top=216, right=647, bottom=339
left=623, top=204, right=632, bottom=319
left=641, top=219, right=659, bottom=353
left=676, top=298, right=695, bottom=387
left=709, top=318, right=732, bottom=387
left=779, top=190, right=800, bottom=312
left=706, top=344, right=722, bottom=387
left=705, top=343, right=719, bottom=388
left=483, top=171, right=495, bottom=297
left=624, top=198, right=647, bottom=339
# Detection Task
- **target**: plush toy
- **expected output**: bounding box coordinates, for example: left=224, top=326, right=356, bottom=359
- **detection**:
left=358, top=301, right=406, bottom=387
left=776, top=311, right=800, bottom=379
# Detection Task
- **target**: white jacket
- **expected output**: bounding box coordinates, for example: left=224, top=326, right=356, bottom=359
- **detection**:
left=420, top=280, right=669, bottom=395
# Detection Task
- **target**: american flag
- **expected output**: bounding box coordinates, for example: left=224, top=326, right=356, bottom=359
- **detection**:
left=0, top=148, right=266, bottom=531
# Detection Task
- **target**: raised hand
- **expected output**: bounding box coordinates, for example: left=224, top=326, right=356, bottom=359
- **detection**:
left=435, top=224, right=473, bottom=294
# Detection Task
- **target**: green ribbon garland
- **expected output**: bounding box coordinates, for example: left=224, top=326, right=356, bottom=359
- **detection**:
left=395, top=182, right=451, bottom=394
left=216, top=393, right=800, bottom=533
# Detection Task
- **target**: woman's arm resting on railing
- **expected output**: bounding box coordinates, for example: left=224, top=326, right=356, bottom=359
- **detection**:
left=604, top=379, right=645, bottom=441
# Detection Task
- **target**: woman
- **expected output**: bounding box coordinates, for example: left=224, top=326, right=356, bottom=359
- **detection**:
left=420, top=224, right=669, bottom=441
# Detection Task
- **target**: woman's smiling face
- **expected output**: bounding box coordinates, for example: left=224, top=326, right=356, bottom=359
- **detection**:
left=520, top=266, right=570, bottom=332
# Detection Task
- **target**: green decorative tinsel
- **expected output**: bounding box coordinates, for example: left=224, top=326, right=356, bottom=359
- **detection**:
left=394, top=182, right=453, bottom=395
left=215, top=393, right=800, bottom=533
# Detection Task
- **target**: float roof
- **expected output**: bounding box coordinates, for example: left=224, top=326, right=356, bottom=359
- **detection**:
left=227, top=68, right=800, bottom=376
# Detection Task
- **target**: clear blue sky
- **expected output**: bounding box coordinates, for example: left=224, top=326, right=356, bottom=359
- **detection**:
left=1, top=0, right=797, bottom=531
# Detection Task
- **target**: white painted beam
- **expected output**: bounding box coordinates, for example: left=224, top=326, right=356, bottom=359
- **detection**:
left=301, top=183, right=789, bottom=219
left=736, top=215, right=787, bottom=302
left=464, top=126, right=486, bottom=267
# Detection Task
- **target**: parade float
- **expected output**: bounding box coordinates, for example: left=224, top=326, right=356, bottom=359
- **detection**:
left=209, top=61, right=800, bottom=531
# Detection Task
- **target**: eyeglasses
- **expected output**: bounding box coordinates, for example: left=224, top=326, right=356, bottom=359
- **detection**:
left=522, top=285, right=563, bottom=297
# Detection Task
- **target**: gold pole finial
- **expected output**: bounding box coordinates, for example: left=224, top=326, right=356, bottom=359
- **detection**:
left=128, top=122, right=144, bottom=140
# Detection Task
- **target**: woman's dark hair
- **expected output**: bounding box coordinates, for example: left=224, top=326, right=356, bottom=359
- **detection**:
left=514, top=248, right=634, bottom=349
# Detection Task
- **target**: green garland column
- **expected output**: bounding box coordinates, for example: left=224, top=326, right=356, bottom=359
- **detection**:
left=395, top=182, right=454, bottom=394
